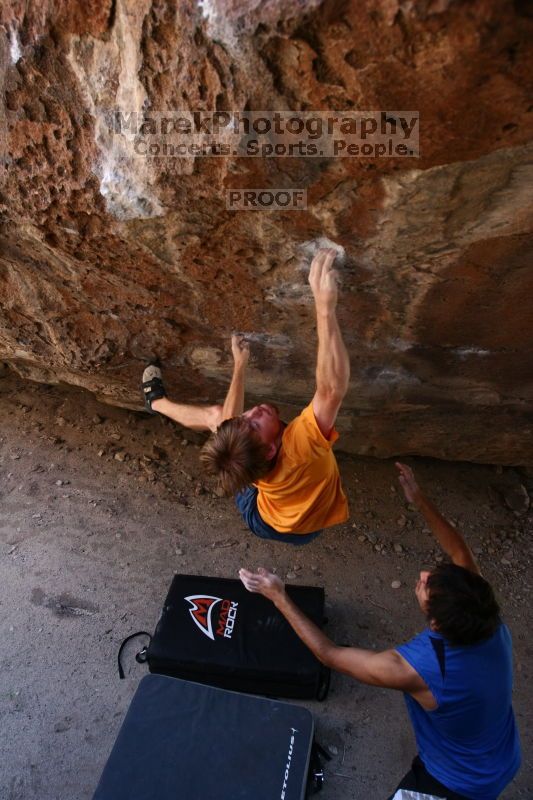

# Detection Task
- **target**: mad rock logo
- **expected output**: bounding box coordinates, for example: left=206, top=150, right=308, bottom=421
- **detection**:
left=185, top=595, right=239, bottom=640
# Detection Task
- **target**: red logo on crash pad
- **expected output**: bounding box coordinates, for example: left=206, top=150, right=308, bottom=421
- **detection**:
left=185, top=595, right=222, bottom=640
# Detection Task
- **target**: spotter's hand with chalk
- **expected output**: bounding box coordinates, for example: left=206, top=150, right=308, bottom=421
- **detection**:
left=239, top=567, right=285, bottom=603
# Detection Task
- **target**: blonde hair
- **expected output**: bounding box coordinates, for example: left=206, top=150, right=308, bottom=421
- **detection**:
left=200, top=417, right=273, bottom=495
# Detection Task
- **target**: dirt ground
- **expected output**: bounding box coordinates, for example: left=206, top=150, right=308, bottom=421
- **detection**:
left=0, top=370, right=531, bottom=800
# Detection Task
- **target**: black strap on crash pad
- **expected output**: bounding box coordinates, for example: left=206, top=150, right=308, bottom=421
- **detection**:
left=117, top=631, right=152, bottom=679
left=307, top=740, right=331, bottom=794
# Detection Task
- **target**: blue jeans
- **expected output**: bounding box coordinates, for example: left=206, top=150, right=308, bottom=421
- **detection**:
left=235, top=486, right=322, bottom=546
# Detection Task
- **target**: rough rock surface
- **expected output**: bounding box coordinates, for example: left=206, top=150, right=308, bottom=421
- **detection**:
left=1, top=0, right=532, bottom=463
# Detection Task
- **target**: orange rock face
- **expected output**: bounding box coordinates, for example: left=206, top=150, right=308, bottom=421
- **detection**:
left=1, top=0, right=532, bottom=462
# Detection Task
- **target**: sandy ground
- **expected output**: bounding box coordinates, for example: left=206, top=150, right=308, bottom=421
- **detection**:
left=0, top=370, right=531, bottom=800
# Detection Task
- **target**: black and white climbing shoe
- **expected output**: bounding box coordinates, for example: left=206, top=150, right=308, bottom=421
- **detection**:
left=142, top=363, right=166, bottom=414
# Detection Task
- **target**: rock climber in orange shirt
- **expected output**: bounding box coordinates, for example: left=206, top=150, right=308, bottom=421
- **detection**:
left=141, top=248, right=350, bottom=545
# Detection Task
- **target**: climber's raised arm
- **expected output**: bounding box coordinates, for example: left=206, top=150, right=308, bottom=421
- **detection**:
left=309, top=249, right=350, bottom=438
left=220, top=334, right=250, bottom=421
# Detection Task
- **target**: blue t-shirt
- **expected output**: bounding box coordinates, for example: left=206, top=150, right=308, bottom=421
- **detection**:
left=396, top=624, right=521, bottom=799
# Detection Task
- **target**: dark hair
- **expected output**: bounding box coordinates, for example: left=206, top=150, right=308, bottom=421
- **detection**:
left=426, top=563, right=501, bottom=645
left=200, top=416, right=273, bottom=495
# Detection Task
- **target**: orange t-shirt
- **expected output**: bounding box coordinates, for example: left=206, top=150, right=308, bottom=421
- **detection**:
left=255, top=402, right=349, bottom=534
